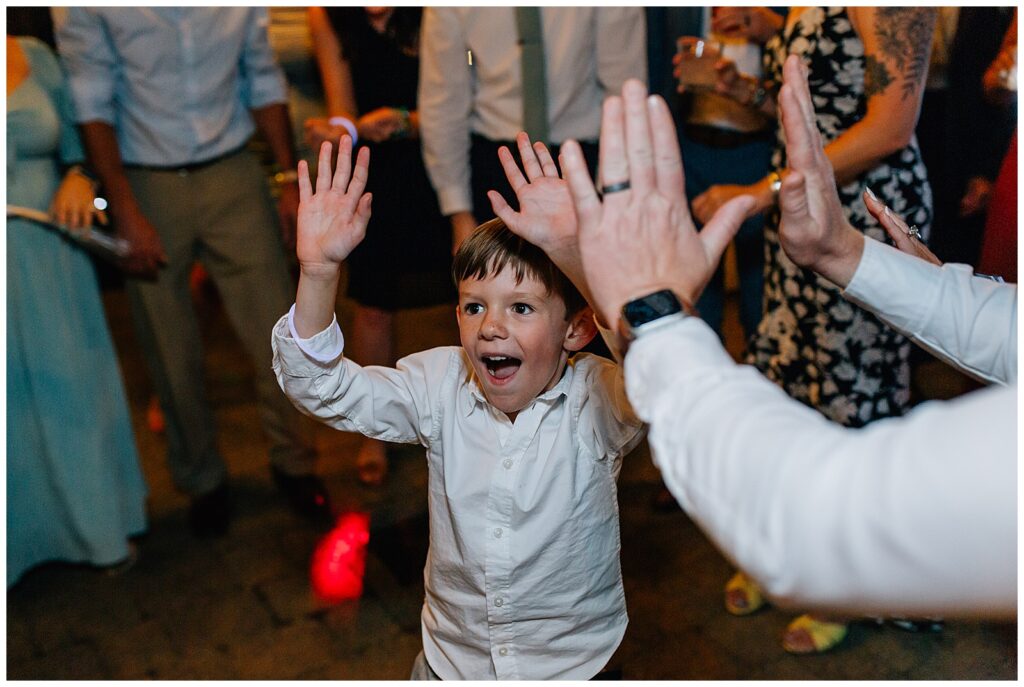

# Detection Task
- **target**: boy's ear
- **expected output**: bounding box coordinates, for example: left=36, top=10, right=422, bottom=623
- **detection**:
left=563, top=306, right=598, bottom=352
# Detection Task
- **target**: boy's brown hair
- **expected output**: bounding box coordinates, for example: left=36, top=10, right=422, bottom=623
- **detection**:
left=452, top=218, right=586, bottom=319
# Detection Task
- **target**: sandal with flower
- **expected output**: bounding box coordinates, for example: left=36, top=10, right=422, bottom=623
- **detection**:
left=724, top=571, right=766, bottom=616
left=782, top=614, right=849, bottom=654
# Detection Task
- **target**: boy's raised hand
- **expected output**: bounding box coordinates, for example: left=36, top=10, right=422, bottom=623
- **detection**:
left=488, top=133, right=577, bottom=256
left=489, top=133, right=598, bottom=310
left=296, top=136, right=372, bottom=278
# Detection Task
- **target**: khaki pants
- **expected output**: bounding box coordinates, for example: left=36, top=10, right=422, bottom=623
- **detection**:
left=124, top=149, right=314, bottom=495
left=409, top=651, right=441, bottom=680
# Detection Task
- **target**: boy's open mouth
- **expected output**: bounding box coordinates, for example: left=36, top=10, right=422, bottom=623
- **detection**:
left=483, top=355, right=522, bottom=381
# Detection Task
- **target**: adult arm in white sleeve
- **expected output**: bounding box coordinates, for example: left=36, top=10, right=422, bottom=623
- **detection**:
left=418, top=8, right=474, bottom=217
left=626, top=318, right=1017, bottom=620
left=844, top=237, right=1017, bottom=385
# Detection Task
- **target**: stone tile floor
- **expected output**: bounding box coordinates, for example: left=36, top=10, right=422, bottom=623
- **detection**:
left=6, top=285, right=1015, bottom=680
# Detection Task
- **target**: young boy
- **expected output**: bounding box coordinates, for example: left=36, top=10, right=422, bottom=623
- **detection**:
left=272, top=136, right=643, bottom=679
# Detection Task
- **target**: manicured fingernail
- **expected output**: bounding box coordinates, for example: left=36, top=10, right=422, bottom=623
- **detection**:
left=883, top=206, right=894, bottom=219
left=864, top=186, right=878, bottom=201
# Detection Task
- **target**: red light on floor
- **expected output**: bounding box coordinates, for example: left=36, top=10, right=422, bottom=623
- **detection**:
left=311, top=511, right=370, bottom=603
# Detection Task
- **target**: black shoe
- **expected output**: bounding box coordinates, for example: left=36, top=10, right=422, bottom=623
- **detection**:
left=188, top=482, right=231, bottom=538
left=271, top=467, right=334, bottom=527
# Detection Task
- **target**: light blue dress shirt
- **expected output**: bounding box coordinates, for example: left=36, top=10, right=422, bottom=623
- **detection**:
left=53, top=7, right=288, bottom=167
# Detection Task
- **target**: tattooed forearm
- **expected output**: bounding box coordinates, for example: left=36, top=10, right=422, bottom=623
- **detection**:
left=863, top=54, right=893, bottom=99
left=873, top=8, right=937, bottom=100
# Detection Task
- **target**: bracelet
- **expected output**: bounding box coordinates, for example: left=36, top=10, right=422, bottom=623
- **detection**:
left=273, top=169, right=299, bottom=185
left=68, top=164, right=100, bottom=191
left=328, top=115, right=359, bottom=146
left=767, top=170, right=782, bottom=203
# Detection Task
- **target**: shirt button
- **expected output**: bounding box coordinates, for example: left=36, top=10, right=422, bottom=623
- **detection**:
left=495, top=597, right=504, bottom=607
left=493, top=527, right=503, bottom=538
left=498, top=647, right=509, bottom=657
left=502, top=459, right=513, bottom=469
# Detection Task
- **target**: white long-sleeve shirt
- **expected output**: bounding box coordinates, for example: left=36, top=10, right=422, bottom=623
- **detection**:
left=271, top=313, right=644, bottom=679
left=418, top=7, right=647, bottom=216
left=626, top=238, right=1017, bottom=619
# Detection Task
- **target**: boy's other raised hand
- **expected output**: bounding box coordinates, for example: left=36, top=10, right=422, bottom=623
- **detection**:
left=296, top=136, right=372, bottom=279
left=488, top=132, right=577, bottom=256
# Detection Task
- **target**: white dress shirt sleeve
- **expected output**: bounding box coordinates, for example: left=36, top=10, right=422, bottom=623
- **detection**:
left=271, top=313, right=444, bottom=446
left=51, top=7, right=119, bottom=125
left=625, top=317, right=1016, bottom=619
left=576, top=357, right=645, bottom=464
left=239, top=8, right=289, bottom=109
left=844, top=237, right=1018, bottom=385
left=594, top=8, right=648, bottom=95
left=419, top=8, right=474, bottom=217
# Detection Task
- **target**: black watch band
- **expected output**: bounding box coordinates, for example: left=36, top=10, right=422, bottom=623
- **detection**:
left=620, top=289, right=691, bottom=341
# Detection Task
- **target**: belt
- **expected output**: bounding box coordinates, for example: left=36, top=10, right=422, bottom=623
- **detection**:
left=682, top=123, right=773, bottom=149
left=123, top=145, right=246, bottom=174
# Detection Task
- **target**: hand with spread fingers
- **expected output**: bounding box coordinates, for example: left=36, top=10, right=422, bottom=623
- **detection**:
left=560, top=79, right=755, bottom=331
left=488, top=132, right=588, bottom=298
left=293, top=135, right=373, bottom=337
left=296, top=135, right=373, bottom=277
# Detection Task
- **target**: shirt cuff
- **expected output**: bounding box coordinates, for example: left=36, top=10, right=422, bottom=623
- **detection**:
left=842, top=237, right=948, bottom=336
left=286, top=303, right=344, bottom=363
left=437, top=185, right=473, bottom=218
left=623, top=316, right=735, bottom=421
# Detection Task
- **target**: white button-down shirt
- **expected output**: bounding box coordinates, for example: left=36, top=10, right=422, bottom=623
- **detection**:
left=626, top=239, right=1017, bottom=618
left=272, top=312, right=645, bottom=679
left=418, top=7, right=647, bottom=216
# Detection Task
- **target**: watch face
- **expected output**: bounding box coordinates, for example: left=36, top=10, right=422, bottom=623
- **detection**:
left=623, top=289, right=682, bottom=328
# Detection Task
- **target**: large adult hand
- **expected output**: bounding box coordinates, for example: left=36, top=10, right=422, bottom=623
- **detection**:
left=775, top=54, right=863, bottom=288
left=692, top=182, right=760, bottom=226
left=296, top=135, right=372, bottom=279
left=115, top=205, right=168, bottom=278
left=560, top=79, right=754, bottom=331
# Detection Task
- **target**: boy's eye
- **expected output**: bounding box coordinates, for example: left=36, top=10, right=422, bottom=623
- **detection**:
left=511, top=303, right=534, bottom=315
left=463, top=303, right=484, bottom=315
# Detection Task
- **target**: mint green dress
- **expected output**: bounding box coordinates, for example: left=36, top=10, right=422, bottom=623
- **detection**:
left=7, top=37, right=147, bottom=586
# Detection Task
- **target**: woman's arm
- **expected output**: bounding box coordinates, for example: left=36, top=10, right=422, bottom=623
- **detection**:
left=308, top=7, right=358, bottom=119
left=693, top=8, right=937, bottom=224
left=307, top=8, right=409, bottom=145
left=830, top=7, right=935, bottom=185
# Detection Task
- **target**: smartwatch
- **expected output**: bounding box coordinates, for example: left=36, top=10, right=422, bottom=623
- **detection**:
left=619, top=289, right=691, bottom=341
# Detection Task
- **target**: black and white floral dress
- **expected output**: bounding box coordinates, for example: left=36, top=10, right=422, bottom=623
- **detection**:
left=749, top=7, right=933, bottom=427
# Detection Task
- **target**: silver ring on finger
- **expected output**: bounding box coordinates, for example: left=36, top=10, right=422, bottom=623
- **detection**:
left=600, top=179, right=631, bottom=195
left=907, top=225, right=922, bottom=241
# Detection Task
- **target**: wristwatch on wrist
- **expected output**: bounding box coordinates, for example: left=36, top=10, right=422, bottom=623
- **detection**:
left=619, top=289, right=691, bottom=342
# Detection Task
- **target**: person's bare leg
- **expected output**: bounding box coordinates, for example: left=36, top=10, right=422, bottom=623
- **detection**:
left=350, top=304, right=394, bottom=485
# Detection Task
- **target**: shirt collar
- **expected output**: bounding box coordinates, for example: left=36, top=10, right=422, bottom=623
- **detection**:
left=460, top=356, right=574, bottom=417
